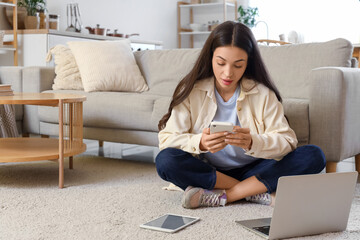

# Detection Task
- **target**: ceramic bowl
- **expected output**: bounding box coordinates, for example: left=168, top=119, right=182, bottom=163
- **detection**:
left=189, top=23, right=205, bottom=32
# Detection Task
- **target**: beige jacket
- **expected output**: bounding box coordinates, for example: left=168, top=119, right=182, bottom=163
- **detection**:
left=158, top=77, right=298, bottom=160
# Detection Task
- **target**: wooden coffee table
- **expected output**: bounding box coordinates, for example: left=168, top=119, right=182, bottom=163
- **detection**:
left=0, top=92, right=86, bottom=188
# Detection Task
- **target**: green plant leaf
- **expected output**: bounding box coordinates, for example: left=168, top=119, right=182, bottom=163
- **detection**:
left=237, top=6, right=259, bottom=28
left=18, top=0, right=47, bottom=16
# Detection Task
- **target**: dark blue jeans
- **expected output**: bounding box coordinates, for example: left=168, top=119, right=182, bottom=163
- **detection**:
left=155, top=145, right=326, bottom=193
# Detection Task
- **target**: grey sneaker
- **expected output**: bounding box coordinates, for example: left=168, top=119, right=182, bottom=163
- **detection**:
left=246, top=193, right=273, bottom=206
left=182, top=186, right=227, bottom=209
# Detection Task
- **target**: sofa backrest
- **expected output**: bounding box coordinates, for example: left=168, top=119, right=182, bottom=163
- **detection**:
left=134, top=48, right=201, bottom=96
left=134, top=38, right=353, bottom=99
left=258, top=38, right=353, bottom=99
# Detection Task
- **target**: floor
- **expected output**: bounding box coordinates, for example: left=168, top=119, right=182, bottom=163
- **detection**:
left=81, top=139, right=160, bottom=163
left=81, top=139, right=357, bottom=174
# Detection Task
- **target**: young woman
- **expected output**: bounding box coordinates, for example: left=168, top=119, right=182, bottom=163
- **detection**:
left=155, top=21, right=326, bottom=209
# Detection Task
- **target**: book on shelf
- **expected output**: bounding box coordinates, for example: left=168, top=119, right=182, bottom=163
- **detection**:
left=0, top=84, right=12, bottom=91
left=0, top=84, right=14, bottom=96
left=0, top=91, right=14, bottom=96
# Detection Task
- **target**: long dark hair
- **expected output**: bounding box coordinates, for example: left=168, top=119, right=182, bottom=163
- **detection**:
left=158, top=21, right=281, bottom=130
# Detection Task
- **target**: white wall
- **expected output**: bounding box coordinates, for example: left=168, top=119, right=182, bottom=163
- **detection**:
left=46, top=0, right=179, bottom=49
left=3, top=0, right=359, bottom=50
left=251, top=0, right=360, bottom=43
left=46, top=0, right=360, bottom=49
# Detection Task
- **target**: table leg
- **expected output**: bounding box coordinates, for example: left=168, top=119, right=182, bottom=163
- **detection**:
left=69, top=103, right=73, bottom=170
left=326, top=162, right=337, bottom=173
left=355, top=154, right=360, bottom=174
left=69, top=156, right=73, bottom=169
left=59, top=99, right=64, bottom=188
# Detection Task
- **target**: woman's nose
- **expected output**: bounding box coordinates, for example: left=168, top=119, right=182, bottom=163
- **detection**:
left=224, top=65, right=233, bottom=78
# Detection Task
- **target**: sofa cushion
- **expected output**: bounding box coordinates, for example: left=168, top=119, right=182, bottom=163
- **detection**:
left=134, top=48, right=201, bottom=96
left=38, top=90, right=308, bottom=144
left=38, top=90, right=170, bottom=132
left=46, top=45, right=83, bottom=90
left=259, top=38, right=353, bottom=99
left=282, top=98, right=309, bottom=145
left=68, top=40, right=149, bottom=93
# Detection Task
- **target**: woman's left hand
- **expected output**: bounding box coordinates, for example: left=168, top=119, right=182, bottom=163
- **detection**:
left=225, top=126, right=252, bottom=150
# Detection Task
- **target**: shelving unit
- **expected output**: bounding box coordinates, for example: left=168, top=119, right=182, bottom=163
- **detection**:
left=177, top=0, right=238, bottom=48
left=0, top=29, right=162, bottom=67
left=0, top=0, right=18, bottom=66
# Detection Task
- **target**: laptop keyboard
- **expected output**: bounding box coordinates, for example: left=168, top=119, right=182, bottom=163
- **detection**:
left=253, top=226, right=270, bottom=235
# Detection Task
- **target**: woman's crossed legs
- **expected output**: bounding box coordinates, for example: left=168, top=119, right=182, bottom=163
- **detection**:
left=156, top=145, right=325, bottom=208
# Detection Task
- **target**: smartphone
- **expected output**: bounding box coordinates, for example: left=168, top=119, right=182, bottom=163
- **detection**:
left=210, top=121, right=234, bottom=134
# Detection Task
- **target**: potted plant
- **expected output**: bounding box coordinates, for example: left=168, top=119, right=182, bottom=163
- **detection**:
left=18, top=0, right=46, bottom=29
left=237, top=6, right=259, bottom=28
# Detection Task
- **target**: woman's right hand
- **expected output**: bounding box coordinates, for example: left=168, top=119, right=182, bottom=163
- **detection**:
left=199, top=128, right=229, bottom=153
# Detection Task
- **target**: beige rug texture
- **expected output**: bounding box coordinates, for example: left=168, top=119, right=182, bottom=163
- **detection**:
left=0, top=155, right=359, bottom=240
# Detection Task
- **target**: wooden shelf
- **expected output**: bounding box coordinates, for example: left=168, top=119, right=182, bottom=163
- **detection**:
left=0, top=2, right=16, bottom=7
left=0, top=138, right=86, bottom=162
left=179, top=2, right=236, bottom=8
left=0, top=46, right=16, bottom=51
left=4, top=29, right=49, bottom=35
left=177, top=0, right=238, bottom=48
left=0, top=0, right=18, bottom=65
left=2, top=39, right=16, bottom=51
left=180, top=31, right=211, bottom=35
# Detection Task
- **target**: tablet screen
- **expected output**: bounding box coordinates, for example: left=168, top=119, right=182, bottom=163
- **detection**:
left=140, top=214, right=199, bottom=233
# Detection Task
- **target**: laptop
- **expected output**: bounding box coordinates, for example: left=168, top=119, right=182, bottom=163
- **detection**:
left=236, top=172, right=358, bottom=239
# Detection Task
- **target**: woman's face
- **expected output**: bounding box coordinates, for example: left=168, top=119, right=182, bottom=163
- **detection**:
left=212, top=45, right=248, bottom=98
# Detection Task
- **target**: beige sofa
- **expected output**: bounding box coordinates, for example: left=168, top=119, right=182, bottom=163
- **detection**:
left=0, top=38, right=359, bottom=172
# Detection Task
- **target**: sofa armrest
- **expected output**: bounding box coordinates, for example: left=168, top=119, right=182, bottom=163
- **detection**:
left=22, top=67, right=55, bottom=134
left=22, top=67, right=55, bottom=93
left=0, top=66, right=23, bottom=92
left=309, top=67, right=360, bottom=162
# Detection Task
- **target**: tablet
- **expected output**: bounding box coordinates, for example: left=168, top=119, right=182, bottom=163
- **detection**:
left=140, top=214, right=200, bottom=233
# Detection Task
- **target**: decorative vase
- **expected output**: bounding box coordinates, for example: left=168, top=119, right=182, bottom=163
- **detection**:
left=39, top=12, right=47, bottom=29
left=24, top=15, right=39, bottom=29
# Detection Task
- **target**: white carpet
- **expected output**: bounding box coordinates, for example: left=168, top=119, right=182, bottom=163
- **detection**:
left=0, top=155, right=359, bottom=240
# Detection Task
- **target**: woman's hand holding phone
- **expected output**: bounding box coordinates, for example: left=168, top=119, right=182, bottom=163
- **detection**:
left=200, top=128, right=229, bottom=153
left=224, top=126, right=252, bottom=150
left=200, top=123, right=252, bottom=153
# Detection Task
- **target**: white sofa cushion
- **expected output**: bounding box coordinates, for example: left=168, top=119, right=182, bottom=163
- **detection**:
left=38, top=90, right=169, bottom=132
left=68, top=40, right=149, bottom=93
left=46, top=45, right=83, bottom=90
